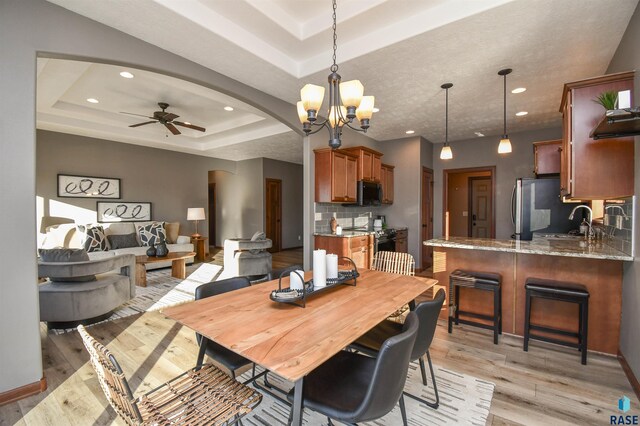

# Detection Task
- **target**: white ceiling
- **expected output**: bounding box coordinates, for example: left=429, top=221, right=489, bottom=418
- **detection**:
left=43, top=0, right=638, bottom=158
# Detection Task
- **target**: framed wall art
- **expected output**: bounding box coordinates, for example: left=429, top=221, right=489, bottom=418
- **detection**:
left=58, top=174, right=121, bottom=199
left=97, top=201, right=152, bottom=223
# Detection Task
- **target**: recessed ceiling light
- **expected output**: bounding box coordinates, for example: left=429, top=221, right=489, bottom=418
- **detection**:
left=372, top=107, right=380, bottom=113
left=516, top=111, right=528, bottom=116
left=474, top=132, right=485, bottom=137
left=224, top=106, right=234, bottom=111
left=405, top=130, right=415, bottom=134
left=119, top=71, right=134, bottom=79
left=511, top=87, right=526, bottom=94
left=86, top=98, right=99, bottom=104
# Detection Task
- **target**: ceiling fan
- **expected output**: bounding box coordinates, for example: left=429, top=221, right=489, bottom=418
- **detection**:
left=121, top=102, right=206, bottom=135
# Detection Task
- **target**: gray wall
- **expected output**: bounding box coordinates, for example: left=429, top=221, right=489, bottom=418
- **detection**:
left=431, top=127, right=562, bottom=239
left=263, top=158, right=304, bottom=248
left=37, top=130, right=236, bottom=237
left=607, top=0, right=640, bottom=384
left=0, top=0, right=300, bottom=393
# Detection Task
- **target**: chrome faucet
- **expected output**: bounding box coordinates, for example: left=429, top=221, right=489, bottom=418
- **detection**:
left=604, top=205, right=628, bottom=218
left=568, top=205, right=593, bottom=227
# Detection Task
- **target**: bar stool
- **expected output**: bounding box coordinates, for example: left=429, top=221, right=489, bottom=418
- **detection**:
left=523, top=277, right=589, bottom=365
left=448, top=269, right=502, bottom=344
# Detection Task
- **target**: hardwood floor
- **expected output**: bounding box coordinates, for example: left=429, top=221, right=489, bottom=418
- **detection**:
left=2, top=250, right=636, bottom=425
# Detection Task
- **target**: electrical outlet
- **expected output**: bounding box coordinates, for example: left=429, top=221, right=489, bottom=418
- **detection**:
left=298, top=235, right=301, bottom=241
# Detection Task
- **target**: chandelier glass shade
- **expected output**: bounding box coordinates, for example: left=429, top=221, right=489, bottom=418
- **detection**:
left=297, top=0, right=375, bottom=149
left=498, top=68, right=513, bottom=154
left=439, top=83, right=454, bottom=160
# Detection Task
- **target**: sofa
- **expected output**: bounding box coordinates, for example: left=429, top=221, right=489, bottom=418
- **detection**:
left=41, top=220, right=194, bottom=270
left=38, top=253, right=136, bottom=329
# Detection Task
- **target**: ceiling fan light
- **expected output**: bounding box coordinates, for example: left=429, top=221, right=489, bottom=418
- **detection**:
left=498, top=137, right=512, bottom=154
left=297, top=101, right=309, bottom=124
left=440, top=145, right=453, bottom=160
left=329, top=105, right=347, bottom=129
left=339, top=80, right=364, bottom=108
left=356, top=96, right=375, bottom=121
left=301, top=84, right=325, bottom=112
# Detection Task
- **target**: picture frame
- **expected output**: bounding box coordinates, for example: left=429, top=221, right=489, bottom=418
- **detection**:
left=58, top=174, right=121, bottom=199
left=97, top=201, right=152, bottom=223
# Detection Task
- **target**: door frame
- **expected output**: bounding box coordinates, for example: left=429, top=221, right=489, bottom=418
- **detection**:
left=420, top=167, right=434, bottom=270
left=265, top=178, right=282, bottom=252
left=443, top=166, right=496, bottom=238
left=467, top=176, right=493, bottom=237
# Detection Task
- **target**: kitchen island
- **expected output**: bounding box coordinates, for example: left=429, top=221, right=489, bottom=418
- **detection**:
left=424, top=236, right=633, bottom=354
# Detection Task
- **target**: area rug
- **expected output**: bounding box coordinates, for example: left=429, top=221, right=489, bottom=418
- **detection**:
left=49, top=263, right=222, bottom=334
left=239, top=362, right=495, bottom=425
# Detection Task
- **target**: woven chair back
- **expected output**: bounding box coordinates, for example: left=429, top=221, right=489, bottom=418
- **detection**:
left=77, top=325, right=143, bottom=425
left=371, top=251, right=415, bottom=276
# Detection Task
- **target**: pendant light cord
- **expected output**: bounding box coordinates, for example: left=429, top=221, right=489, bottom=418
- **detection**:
left=503, top=73, right=507, bottom=136
left=445, top=87, right=449, bottom=145
left=331, top=0, right=338, bottom=73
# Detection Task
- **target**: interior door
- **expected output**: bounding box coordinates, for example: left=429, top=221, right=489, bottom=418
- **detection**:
left=421, top=168, right=434, bottom=269
left=265, top=178, right=282, bottom=252
left=469, top=177, right=492, bottom=238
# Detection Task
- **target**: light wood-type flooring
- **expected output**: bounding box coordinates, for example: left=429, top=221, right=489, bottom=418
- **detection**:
left=2, top=249, right=637, bottom=425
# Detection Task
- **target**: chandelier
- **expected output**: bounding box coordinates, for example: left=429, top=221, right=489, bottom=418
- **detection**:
left=297, top=0, right=375, bottom=149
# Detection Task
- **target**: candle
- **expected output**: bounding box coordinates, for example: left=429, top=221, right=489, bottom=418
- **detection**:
left=290, top=270, right=305, bottom=290
left=313, top=249, right=327, bottom=288
left=326, top=254, right=338, bottom=279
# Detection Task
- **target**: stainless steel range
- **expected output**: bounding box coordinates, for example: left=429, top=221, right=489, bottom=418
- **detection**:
left=374, top=228, right=397, bottom=252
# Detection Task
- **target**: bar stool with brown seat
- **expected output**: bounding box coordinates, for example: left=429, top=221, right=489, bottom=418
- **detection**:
left=523, top=277, right=590, bottom=365
left=448, top=269, right=502, bottom=344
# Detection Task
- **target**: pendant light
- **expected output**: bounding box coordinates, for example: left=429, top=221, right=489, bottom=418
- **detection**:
left=498, top=68, right=513, bottom=154
left=440, top=83, right=453, bottom=160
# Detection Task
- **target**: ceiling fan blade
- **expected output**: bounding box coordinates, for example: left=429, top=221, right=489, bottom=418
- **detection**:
left=120, top=111, right=155, bottom=119
left=164, top=122, right=181, bottom=135
left=173, top=121, right=206, bottom=132
left=129, top=121, right=157, bottom=128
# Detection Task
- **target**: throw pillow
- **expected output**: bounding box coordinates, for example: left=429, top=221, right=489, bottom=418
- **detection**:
left=137, top=222, right=167, bottom=246
left=38, top=248, right=96, bottom=282
left=164, top=222, right=180, bottom=244
left=80, top=225, right=109, bottom=252
left=107, top=232, right=139, bottom=250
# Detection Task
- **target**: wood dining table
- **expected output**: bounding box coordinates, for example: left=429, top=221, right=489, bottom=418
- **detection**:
left=162, top=269, right=437, bottom=426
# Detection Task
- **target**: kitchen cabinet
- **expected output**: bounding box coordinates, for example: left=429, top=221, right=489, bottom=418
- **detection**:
left=380, top=163, right=395, bottom=204
left=314, top=148, right=358, bottom=203
left=342, top=146, right=383, bottom=183
left=559, top=72, right=634, bottom=199
left=314, top=234, right=374, bottom=270
left=533, top=140, right=561, bottom=176
left=395, top=229, right=408, bottom=253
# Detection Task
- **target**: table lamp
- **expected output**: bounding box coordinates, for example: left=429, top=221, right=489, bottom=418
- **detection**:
left=187, top=207, right=205, bottom=238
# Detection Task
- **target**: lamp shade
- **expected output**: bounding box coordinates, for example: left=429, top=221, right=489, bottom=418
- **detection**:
left=296, top=101, right=308, bottom=124
left=356, top=96, right=375, bottom=121
left=440, top=145, right=453, bottom=160
left=339, top=80, right=364, bottom=108
left=329, top=106, right=347, bottom=128
left=187, top=207, right=205, bottom=221
left=301, top=84, right=325, bottom=111
left=498, top=137, right=512, bottom=154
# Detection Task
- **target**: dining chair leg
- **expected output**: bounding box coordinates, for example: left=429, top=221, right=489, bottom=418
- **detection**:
left=418, top=356, right=428, bottom=386
left=399, top=394, right=408, bottom=426
left=403, top=350, right=440, bottom=409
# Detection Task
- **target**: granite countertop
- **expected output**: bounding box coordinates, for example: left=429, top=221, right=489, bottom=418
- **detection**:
left=423, top=236, right=633, bottom=261
left=314, top=231, right=374, bottom=238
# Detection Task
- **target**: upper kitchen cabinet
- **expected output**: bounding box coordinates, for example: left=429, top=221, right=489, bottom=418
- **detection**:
left=559, top=71, right=634, bottom=200
left=381, top=163, right=395, bottom=204
left=315, top=148, right=358, bottom=203
left=341, top=146, right=383, bottom=183
left=533, top=140, right=562, bottom=176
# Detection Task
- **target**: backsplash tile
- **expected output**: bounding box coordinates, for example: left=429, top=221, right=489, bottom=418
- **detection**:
left=603, top=196, right=635, bottom=256
left=314, top=203, right=384, bottom=233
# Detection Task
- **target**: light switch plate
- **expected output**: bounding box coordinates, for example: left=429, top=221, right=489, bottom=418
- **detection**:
left=462, top=211, right=468, bottom=217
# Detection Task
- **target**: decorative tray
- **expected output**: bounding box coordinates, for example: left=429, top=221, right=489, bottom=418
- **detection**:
left=269, top=257, right=359, bottom=308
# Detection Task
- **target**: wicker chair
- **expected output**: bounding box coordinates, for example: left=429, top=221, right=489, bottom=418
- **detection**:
left=78, top=325, right=262, bottom=425
left=371, top=251, right=416, bottom=323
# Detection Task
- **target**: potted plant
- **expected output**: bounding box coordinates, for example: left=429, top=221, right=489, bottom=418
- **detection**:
left=593, top=91, right=618, bottom=111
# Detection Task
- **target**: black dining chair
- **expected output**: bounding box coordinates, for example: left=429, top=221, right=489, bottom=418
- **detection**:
left=195, top=277, right=254, bottom=379
left=286, top=312, right=419, bottom=426
left=350, top=289, right=446, bottom=409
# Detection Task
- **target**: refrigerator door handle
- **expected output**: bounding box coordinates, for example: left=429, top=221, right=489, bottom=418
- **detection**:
left=510, top=183, right=517, bottom=226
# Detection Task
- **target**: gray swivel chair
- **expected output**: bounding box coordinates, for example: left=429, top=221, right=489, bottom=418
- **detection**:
left=350, top=289, right=446, bottom=409
left=286, top=312, right=419, bottom=426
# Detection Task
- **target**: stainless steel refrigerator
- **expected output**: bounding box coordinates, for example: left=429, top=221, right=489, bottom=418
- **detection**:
left=511, top=177, right=582, bottom=240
